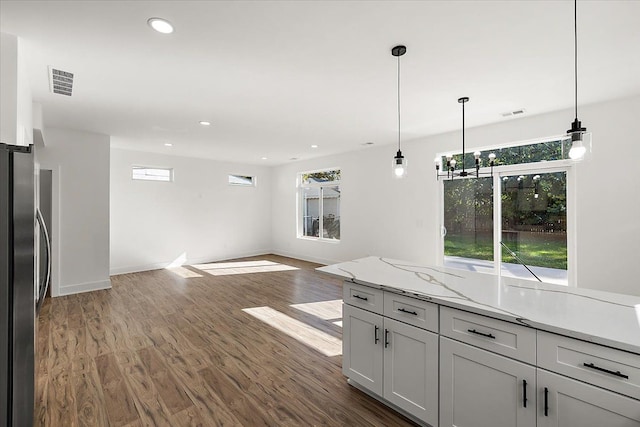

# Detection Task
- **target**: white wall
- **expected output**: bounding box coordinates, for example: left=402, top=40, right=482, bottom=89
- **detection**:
left=37, top=128, right=111, bottom=296
left=1, top=32, right=32, bottom=146
left=110, top=149, right=272, bottom=274
left=271, top=96, right=640, bottom=296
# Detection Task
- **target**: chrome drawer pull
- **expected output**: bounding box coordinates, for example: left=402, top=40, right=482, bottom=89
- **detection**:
left=398, top=307, right=418, bottom=316
left=352, top=294, right=368, bottom=301
left=583, top=362, right=629, bottom=379
left=467, top=328, right=496, bottom=339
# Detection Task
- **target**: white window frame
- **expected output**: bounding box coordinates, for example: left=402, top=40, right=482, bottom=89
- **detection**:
left=132, top=166, right=173, bottom=182
left=436, top=136, right=577, bottom=286
left=297, top=168, right=341, bottom=242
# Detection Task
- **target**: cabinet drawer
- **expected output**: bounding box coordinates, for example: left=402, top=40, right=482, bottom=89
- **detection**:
left=384, top=292, right=438, bottom=333
left=440, top=306, right=536, bottom=364
left=343, top=281, right=383, bottom=314
left=538, top=331, right=640, bottom=399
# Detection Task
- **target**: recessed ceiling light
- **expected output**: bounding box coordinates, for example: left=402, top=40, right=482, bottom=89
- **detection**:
left=164, top=143, right=173, bottom=147
left=147, top=18, right=174, bottom=34
left=311, top=145, right=318, bottom=148
left=199, top=121, right=211, bottom=126
left=261, top=157, right=268, bottom=160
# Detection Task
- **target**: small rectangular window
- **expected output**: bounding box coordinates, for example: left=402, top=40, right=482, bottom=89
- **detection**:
left=228, top=174, right=255, bottom=186
left=132, top=166, right=173, bottom=182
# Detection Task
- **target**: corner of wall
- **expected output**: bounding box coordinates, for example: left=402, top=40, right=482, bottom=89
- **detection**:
left=57, top=278, right=112, bottom=296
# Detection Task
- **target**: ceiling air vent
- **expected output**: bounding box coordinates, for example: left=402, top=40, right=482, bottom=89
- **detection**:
left=501, top=109, right=526, bottom=117
left=48, top=66, right=74, bottom=96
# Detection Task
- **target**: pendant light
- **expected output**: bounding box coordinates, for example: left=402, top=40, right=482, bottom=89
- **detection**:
left=392, top=45, right=407, bottom=178
left=567, top=0, right=590, bottom=160
left=435, top=97, right=496, bottom=180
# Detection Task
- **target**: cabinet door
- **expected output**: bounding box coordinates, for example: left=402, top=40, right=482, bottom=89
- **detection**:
left=537, top=369, right=640, bottom=427
left=342, top=304, right=383, bottom=395
left=383, top=318, right=439, bottom=426
left=440, top=337, right=536, bottom=427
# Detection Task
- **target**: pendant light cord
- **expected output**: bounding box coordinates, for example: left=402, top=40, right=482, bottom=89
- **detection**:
left=397, top=53, right=401, bottom=152
left=574, top=0, right=578, bottom=120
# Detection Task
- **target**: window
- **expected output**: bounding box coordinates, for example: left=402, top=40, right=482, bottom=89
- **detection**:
left=132, top=166, right=173, bottom=182
left=439, top=137, right=574, bottom=285
left=299, top=169, right=341, bottom=241
left=228, top=174, right=255, bottom=186
left=439, top=138, right=571, bottom=170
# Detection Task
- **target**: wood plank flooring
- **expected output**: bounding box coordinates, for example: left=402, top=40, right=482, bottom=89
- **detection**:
left=35, top=254, right=416, bottom=426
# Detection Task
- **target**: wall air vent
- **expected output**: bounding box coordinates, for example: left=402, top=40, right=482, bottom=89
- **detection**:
left=48, top=66, right=74, bottom=96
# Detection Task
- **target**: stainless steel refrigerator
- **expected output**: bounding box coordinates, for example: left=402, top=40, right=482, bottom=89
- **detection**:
left=1, top=142, right=50, bottom=426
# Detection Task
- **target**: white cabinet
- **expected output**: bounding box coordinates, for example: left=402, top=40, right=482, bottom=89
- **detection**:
left=342, top=290, right=439, bottom=426
left=537, top=331, right=640, bottom=400
left=536, top=369, right=640, bottom=427
left=342, top=281, right=640, bottom=427
left=440, top=306, right=536, bottom=364
left=342, top=304, right=383, bottom=395
left=439, top=336, right=537, bottom=427
left=384, top=317, right=438, bottom=426
left=536, top=332, right=640, bottom=426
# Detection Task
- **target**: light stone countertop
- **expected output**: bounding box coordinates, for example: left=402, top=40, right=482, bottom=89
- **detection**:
left=317, top=256, right=640, bottom=355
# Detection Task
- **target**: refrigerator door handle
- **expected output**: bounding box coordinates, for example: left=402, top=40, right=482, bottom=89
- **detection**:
left=36, top=208, right=51, bottom=313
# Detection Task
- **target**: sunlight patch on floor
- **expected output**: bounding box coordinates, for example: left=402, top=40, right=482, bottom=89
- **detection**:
left=192, top=260, right=299, bottom=276
left=242, top=306, right=342, bottom=357
left=165, top=266, right=203, bottom=278
left=290, top=299, right=342, bottom=321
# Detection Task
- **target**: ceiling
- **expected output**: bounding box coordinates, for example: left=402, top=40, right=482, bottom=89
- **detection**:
left=1, top=1, right=639, bottom=165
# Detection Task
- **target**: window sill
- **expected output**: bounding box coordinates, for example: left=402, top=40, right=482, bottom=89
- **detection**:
left=297, top=236, right=341, bottom=244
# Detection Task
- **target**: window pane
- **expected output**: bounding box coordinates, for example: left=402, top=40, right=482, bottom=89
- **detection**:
left=322, top=186, right=340, bottom=240
left=228, top=174, right=254, bottom=186
left=132, top=167, right=172, bottom=182
left=302, top=187, right=320, bottom=237
left=441, top=139, right=571, bottom=170
left=500, top=172, right=567, bottom=284
left=301, top=170, right=341, bottom=185
left=443, top=178, right=493, bottom=270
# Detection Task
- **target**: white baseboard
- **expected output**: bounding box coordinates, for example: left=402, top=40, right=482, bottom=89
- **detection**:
left=270, top=250, right=340, bottom=266
left=57, top=278, right=112, bottom=296
left=109, top=249, right=273, bottom=275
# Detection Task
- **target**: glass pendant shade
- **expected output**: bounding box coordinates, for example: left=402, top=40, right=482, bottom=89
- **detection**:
left=568, top=131, right=591, bottom=161
left=565, top=0, right=592, bottom=163
left=391, top=45, right=407, bottom=179
left=393, top=150, right=407, bottom=178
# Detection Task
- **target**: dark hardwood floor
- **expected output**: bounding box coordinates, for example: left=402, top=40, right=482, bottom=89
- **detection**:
left=35, top=254, right=416, bottom=426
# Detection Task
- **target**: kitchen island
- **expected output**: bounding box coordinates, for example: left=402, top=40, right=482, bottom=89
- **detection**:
left=318, top=256, right=640, bottom=427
